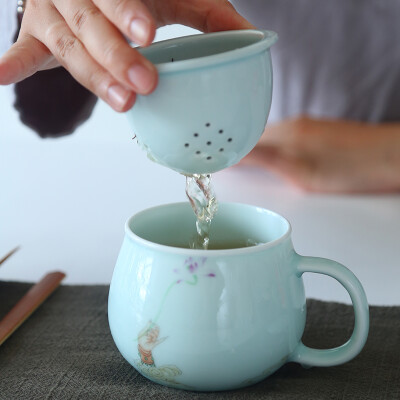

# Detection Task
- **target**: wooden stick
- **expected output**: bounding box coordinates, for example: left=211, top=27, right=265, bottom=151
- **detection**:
left=0, top=271, right=66, bottom=346
left=0, top=246, right=20, bottom=267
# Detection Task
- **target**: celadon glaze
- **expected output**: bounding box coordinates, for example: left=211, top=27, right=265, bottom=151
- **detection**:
left=108, top=203, right=369, bottom=391
left=126, top=30, right=278, bottom=174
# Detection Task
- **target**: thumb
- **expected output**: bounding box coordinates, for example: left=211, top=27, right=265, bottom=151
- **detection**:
left=205, top=1, right=256, bottom=32
left=163, top=0, right=255, bottom=33
left=0, top=35, right=54, bottom=85
left=241, top=145, right=319, bottom=190
left=241, top=145, right=283, bottom=168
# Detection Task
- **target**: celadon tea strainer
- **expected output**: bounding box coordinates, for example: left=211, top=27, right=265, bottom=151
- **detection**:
left=127, top=29, right=278, bottom=175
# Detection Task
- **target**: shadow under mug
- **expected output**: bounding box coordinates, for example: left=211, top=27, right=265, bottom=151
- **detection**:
left=108, top=203, right=369, bottom=391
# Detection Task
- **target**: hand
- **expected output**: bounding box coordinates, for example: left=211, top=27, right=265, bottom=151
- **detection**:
left=0, top=0, right=253, bottom=112
left=241, top=116, right=400, bottom=193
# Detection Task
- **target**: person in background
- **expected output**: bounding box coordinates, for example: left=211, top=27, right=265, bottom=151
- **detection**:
left=232, top=0, right=400, bottom=193
left=1, top=0, right=399, bottom=193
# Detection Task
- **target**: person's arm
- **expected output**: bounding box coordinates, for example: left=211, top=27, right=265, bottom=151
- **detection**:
left=241, top=116, right=400, bottom=193
left=0, top=0, right=253, bottom=112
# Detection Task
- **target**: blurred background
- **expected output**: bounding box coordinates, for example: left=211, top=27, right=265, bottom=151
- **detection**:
left=1, top=25, right=399, bottom=306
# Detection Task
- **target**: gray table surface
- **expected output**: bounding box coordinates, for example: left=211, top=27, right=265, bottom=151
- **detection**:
left=0, top=282, right=399, bottom=400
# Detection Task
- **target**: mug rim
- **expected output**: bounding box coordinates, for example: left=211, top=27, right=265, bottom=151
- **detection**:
left=124, top=202, right=292, bottom=255
left=138, top=29, right=278, bottom=74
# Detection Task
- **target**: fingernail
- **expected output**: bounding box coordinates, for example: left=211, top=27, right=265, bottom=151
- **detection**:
left=128, top=63, right=155, bottom=94
left=107, top=84, right=130, bottom=109
left=130, top=18, right=149, bottom=46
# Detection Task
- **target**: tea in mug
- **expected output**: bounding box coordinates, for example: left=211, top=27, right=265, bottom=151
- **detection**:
left=170, top=238, right=262, bottom=250
left=205, top=239, right=262, bottom=250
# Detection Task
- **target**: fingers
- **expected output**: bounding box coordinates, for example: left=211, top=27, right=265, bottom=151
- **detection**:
left=40, top=6, right=136, bottom=111
left=53, top=0, right=158, bottom=95
left=241, top=145, right=320, bottom=192
left=193, top=0, right=255, bottom=32
left=1, top=0, right=252, bottom=112
left=93, top=0, right=156, bottom=46
left=243, top=145, right=361, bottom=193
left=258, top=117, right=311, bottom=146
left=243, top=117, right=400, bottom=193
left=1, top=0, right=159, bottom=111
left=0, top=34, right=53, bottom=84
left=143, top=0, right=255, bottom=32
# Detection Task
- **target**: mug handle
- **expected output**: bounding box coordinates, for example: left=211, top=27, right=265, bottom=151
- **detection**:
left=288, top=256, right=369, bottom=367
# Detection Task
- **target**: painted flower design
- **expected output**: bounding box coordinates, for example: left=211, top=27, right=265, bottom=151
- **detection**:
left=133, top=257, right=216, bottom=389
left=173, top=257, right=216, bottom=285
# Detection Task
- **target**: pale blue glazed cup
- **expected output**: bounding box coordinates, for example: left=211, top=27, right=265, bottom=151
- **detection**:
left=126, top=30, right=278, bottom=174
left=108, top=203, right=369, bottom=391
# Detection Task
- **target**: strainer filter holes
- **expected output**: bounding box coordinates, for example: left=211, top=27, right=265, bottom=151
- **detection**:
left=183, top=122, right=233, bottom=161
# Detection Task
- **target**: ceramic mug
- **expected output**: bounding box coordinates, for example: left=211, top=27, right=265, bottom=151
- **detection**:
left=126, top=30, right=278, bottom=174
left=108, top=203, right=369, bottom=391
